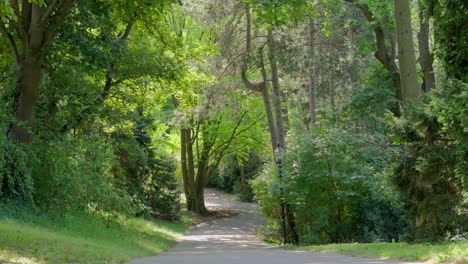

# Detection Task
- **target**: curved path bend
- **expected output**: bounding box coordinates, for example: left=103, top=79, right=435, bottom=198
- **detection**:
left=130, top=188, right=418, bottom=264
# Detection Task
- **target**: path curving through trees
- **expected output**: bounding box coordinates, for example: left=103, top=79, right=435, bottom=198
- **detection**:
left=130, top=189, right=420, bottom=264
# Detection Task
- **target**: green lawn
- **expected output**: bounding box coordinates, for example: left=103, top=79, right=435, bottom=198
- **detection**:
left=294, top=242, right=468, bottom=263
left=0, top=206, right=191, bottom=264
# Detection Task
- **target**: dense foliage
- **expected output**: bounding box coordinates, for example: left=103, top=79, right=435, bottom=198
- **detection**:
left=0, top=0, right=466, bottom=251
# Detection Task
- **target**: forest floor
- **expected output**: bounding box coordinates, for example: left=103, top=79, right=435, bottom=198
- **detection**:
left=130, top=188, right=421, bottom=264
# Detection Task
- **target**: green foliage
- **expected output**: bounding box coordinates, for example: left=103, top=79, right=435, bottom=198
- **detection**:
left=251, top=162, right=281, bottom=224
left=233, top=181, right=255, bottom=202
left=248, top=0, right=311, bottom=27
left=142, top=155, right=181, bottom=221
left=390, top=92, right=467, bottom=242
left=209, top=151, right=263, bottom=194
left=430, top=0, right=468, bottom=82
left=32, top=136, right=134, bottom=215
left=287, top=126, right=405, bottom=244
left=253, top=121, right=406, bottom=244
left=0, top=141, right=33, bottom=203
left=113, top=109, right=181, bottom=221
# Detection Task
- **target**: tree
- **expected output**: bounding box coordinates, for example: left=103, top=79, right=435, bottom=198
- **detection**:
left=308, top=15, right=318, bottom=124
left=417, top=0, right=435, bottom=92
left=344, top=0, right=402, bottom=115
left=0, top=1, right=75, bottom=144
left=393, top=0, right=420, bottom=108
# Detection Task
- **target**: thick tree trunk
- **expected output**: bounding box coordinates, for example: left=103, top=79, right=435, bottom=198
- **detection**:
left=9, top=55, right=43, bottom=143
left=394, top=0, right=420, bottom=107
left=8, top=4, right=45, bottom=144
left=418, top=1, right=435, bottom=93
left=308, top=16, right=317, bottom=124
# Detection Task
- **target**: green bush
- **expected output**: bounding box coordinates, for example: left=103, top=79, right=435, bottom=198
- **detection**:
left=390, top=91, right=467, bottom=241
left=253, top=126, right=407, bottom=244
left=0, top=140, right=33, bottom=203
left=143, top=155, right=181, bottom=221
left=32, top=136, right=134, bottom=215
left=233, top=181, right=254, bottom=202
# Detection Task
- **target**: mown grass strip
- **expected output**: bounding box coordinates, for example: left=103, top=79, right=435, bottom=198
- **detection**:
left=293, top=242, right=467, bottom=263
left=0, top=207, right=191, bottom=264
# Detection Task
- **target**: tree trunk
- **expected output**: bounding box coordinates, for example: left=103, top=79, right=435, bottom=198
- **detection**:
left=262, top=88, right=279, bottom=150
left=180, top=128, right=190, bottom=209
left=418, top=0, right=435, bottom=93
left=394, top=0, right=420, bottom=107
left=268, top=28, right=299, bottom=244
left=181, top=128, right=197, bottom=211
left=267, top=29, right=285, bottom=148
left=8, top=4, right=45, bottom=144
left=308, top=16, right=317, bottom=124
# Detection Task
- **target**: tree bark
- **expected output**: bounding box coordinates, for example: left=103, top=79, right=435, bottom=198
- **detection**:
left=417, top=0, right=435, bottom=93
left=394, top=0, right=420, bottom=107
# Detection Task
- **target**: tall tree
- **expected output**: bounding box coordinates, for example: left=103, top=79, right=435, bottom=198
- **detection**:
left=0, top=1, right=75, bottom=143
left=394, top=0, right=420, bottom=107
left=308, top=15, right=317, bottom=124
left=417, top=0, right=435, bottom=92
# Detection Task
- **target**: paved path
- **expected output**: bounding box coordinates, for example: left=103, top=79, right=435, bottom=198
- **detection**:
left=130, top=189, right=419, bottom=264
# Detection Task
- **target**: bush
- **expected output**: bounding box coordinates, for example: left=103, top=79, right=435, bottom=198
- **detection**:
left=32, top=136, right=134, bottom=215
left=233, top=181, right=254, bottom=202
left=143, top=155, right=181, bottom=221
left=390, top=94, right=467, bottom=241
left=253, top=126, right=407, bottom=244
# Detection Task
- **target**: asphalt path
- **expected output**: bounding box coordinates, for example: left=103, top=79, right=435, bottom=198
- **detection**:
left=130, top=189, right=419, bottom=264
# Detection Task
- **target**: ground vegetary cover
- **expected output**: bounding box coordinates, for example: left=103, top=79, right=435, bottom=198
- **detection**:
left=0, top=207, right=189, bottom=264
left=296, top=242, right=468, bottom=264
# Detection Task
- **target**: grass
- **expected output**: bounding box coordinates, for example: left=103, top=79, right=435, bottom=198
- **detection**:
left=223, top=193, right=241, bottom=202
left=293, top=242, right=468, bottom=263
left=0, top=204, right=194, bottom=264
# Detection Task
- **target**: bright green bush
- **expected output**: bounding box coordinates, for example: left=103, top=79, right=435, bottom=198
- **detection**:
left=32, top=136, right=134, bottom=215
left=253, top=126, right=406, bottom=244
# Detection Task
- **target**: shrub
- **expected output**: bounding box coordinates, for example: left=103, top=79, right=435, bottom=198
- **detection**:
left=253, top=126, right=407, bottom=244
left=233, top=181, right=254, bottom=202
left=390, top=95, right=467, bottom=241
left=32, top=136, right=134, bottom=215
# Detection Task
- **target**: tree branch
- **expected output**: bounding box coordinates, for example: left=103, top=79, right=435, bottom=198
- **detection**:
left=41, top=0, right=59, bottom=25
left=0, top=18, right=20, bottom=65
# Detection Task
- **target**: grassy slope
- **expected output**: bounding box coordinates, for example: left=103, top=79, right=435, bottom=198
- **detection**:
left=0, top=207, right=193, bottom=264
left=295, top=242, right=468, bottom=263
